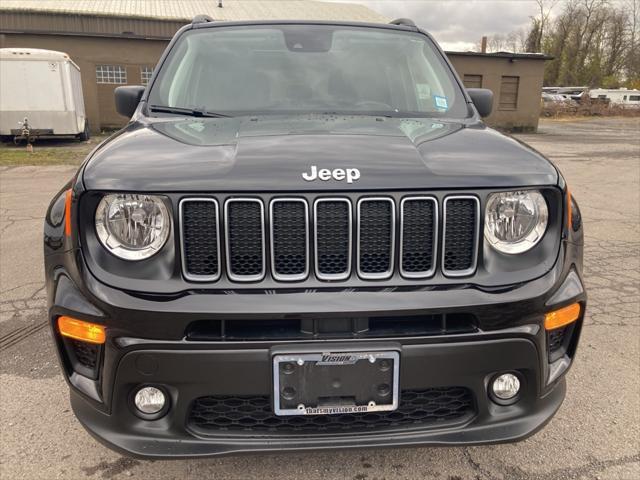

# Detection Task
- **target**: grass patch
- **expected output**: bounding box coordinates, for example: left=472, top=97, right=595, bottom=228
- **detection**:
left=0, top=147, right=88, bottom=166
left=0, top=135, right=109, bottom=166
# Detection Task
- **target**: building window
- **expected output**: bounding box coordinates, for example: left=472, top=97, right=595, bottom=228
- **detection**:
left=96, top=65, right=127, bottom=84
left=141, top=66, right=154, bottom=86
left=463, top=74, right=483, bottom=89
left=499, top=76, right=519, bottom=110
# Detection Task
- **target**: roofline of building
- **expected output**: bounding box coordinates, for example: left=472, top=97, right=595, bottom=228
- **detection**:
left=0, top=11, right=185, bottom=40
left=0, top=6, right=192, bottom=23
left=446, top=51, right=554, bottom=61
left=0, top=13, right=417, bottom=42
left=0, top=27, right=176, bottom=41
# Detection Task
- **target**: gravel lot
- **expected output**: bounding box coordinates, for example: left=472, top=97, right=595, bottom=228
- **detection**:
left=1, top=117, right=638, bottom=479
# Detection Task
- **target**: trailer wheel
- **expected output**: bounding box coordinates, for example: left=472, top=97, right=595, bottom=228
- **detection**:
left=79, top=121, right=90, bottom=141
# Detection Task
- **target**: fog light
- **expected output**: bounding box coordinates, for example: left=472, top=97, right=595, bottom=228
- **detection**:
left=491, top=373, right=521, bottom=401
left=134, top=386, right=166, bottom=414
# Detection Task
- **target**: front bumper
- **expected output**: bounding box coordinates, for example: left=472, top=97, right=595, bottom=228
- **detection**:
left=46, top=241, right=585, bottom=458
left=72, top=337, right=567, bottom=458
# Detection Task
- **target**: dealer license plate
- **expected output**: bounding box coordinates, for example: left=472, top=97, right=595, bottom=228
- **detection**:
left=273, top=351, right=399, bottom=416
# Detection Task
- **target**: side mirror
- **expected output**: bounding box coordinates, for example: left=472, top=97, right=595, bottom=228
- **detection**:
left=467, top=88, right=493, bottom=118
left=115, top=86, right=145, bottom=118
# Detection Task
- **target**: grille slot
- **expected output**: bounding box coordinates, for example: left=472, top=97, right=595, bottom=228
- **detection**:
left=188, top=387, right=475, bottom=435
left=225, top=199, right=265, bottom=281
left=314, top=199, right=352, bottom=280
left=400, top=197, right=437, bottom=278
left=357, top=198, right=395, bottom=279
left=180, top=199, right=220, bottom=281
left=270, top=199, right=309, bottom=281
left=443, top=196, right=480, bottom=276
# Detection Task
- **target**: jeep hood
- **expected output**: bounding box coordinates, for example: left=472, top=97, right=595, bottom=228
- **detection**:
left=82, top=114, right=557, bottom=192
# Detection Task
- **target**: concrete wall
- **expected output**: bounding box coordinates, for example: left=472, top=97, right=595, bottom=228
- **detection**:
left=0, top=33, right=167, bottom=132
left=447, top=54, right=546, bottom=132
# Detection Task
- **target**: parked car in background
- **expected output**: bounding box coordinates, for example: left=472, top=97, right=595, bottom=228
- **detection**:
left=543, top=86, right=588, bottom=103
left=541, top=92, right=578, bottom=116
left=542, top=92, right=577, bottom=104
left=0, top=48, right=89, bottom=142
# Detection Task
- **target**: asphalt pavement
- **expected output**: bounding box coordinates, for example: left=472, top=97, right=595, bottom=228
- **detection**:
left=1, top=117, right=638, bottom=479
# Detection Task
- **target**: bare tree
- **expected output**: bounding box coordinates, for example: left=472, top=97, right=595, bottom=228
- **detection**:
left=488, top=33, right=506, bottom=52
left=480, top=0, right=640, bottom=87
left=534, top=0, right=561, bottom=51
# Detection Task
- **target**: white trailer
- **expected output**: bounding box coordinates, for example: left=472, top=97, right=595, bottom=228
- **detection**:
left=589, top=88, right=640, bottom=107
left=0, top=48, right=89, bottom=141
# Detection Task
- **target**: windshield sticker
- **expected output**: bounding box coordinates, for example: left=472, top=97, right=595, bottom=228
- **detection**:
left=433, top=95, right=449, bottom=111
left=416, top=83, right=431, bottom=100
left=188, top=122, right=205, bottom=132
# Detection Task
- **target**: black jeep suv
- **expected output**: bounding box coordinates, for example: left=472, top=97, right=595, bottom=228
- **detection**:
left=44, top=18, right=586, bottom=458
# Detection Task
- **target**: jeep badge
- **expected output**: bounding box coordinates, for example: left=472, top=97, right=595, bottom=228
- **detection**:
left=302, top=166, right=361, bottom=183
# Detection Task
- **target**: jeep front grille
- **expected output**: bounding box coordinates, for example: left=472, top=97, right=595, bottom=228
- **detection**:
left=179, top=194, right=480, bottom=283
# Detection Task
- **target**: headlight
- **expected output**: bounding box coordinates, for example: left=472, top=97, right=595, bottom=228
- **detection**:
left=484, top=190, right=548, bottom=254
left=95, top=194, right=170, bottom=260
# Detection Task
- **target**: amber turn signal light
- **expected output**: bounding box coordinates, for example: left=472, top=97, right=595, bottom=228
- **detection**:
left=58, top=316, right=106, bottom=344
left=64, top=189, right=72, bottom=237
left=545, top=303, right=581, bottom=331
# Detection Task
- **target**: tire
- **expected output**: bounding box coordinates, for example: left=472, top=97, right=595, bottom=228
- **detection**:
left=79, top=121, right=90, bottom=141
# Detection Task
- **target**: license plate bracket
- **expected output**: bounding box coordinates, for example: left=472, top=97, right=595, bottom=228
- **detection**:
left=273, top=351, right=399, bottom=416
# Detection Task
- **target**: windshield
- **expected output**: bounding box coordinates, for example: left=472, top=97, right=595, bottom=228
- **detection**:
left=148, top=25, right=469, bottom=118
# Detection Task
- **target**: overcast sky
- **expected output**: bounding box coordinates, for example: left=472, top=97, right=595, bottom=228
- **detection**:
left=343, top=0, right=542, bottom=51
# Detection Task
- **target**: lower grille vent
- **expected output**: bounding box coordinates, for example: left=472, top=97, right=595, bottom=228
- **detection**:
left=547, top=323, right=577, bottom=363
left=63, top=337, right=101, bottom=379
left=185, top=314, right=477, bottom=341
left=71, top=340, right=99, bottom=369
left=188, top=387, right=474, bottom=434
left=548, top=328, right=566, bottom=352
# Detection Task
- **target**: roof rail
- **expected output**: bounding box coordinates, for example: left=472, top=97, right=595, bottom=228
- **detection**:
left=389, top=18, right=416, bottom=27
left=192, top=14, right=214, bottom=24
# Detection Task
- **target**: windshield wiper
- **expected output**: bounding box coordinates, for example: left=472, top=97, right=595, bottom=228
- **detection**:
left=149, top=105, right=230, bottom=118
